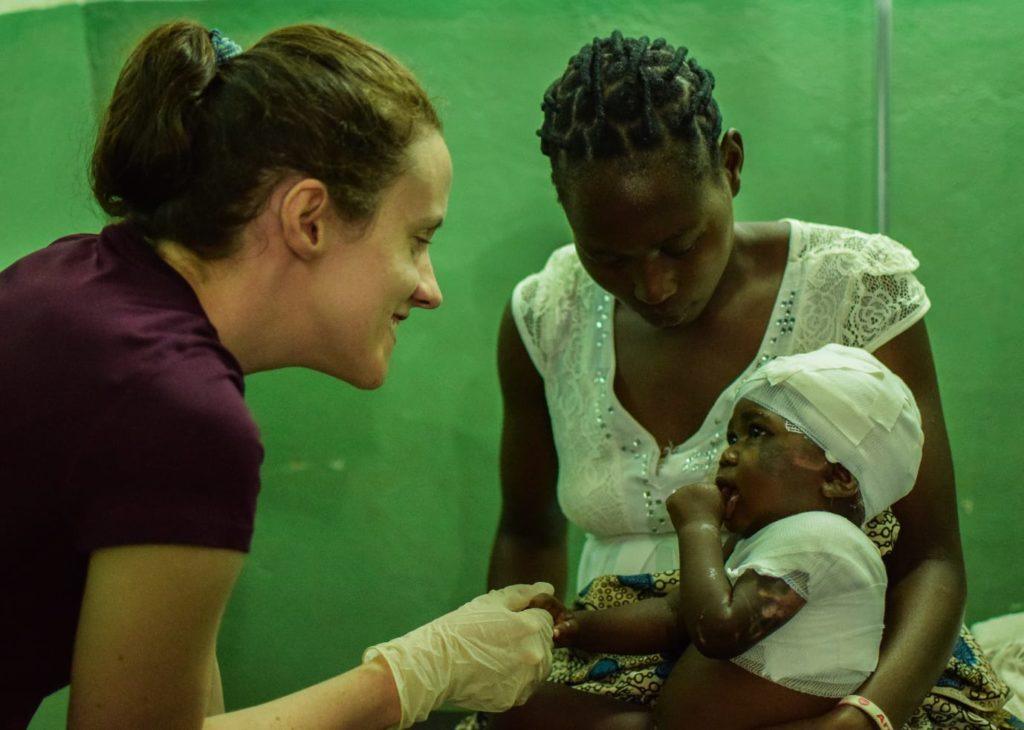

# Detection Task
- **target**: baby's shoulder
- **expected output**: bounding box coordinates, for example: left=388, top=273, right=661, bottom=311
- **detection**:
left=749, top=510, right=864, bottom=545
left=734, top=512, right=884, bottom=585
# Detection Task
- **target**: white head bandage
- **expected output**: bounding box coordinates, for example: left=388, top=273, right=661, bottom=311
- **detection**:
left=735, top=344, right=924, bottom=524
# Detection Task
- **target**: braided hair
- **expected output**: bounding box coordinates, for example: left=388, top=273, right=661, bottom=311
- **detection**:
left=538, top=31, right=722, bottom=188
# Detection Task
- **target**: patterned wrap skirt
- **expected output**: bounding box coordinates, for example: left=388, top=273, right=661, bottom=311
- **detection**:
left=458, top=511, right=1023, bottom=730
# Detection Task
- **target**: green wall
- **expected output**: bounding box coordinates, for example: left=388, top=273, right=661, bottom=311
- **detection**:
left=0, top=1, right=1019, bottom=726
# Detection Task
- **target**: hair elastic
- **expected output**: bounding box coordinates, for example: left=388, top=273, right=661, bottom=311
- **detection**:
left=209, top=29, right=242, bottom=65
left=838, top=695, right=894, bottom=730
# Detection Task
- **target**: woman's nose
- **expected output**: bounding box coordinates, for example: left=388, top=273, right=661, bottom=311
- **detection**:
left=633, top=255, right=677, bottom=305
left=412, top=252, right=442, bottom=309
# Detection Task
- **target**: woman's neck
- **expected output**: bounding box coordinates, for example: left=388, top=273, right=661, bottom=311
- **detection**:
left=155, top=240, right=278, bottom=374
left=702, top=221, right=789, bottom=327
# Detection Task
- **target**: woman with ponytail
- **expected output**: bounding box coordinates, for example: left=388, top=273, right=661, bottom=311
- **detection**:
left=0, top=21, right=554, bottom=729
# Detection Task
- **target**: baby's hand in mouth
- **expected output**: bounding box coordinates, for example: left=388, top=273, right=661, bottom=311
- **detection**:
left=667, top=481, right=726, bottom=527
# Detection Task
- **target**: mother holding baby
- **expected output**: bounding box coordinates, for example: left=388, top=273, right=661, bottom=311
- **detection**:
left=485, top=31, right=1013, bottom=729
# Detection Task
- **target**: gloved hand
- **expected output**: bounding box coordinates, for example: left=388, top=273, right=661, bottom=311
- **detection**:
left=363, top=582, right=555, bottom=728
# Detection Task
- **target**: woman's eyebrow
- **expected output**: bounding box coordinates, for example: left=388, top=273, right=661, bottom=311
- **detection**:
left=585, top=226, right=695, bottom=256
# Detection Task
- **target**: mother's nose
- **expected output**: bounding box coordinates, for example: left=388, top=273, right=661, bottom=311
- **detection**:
left=633, top=255, right=677, bottom=305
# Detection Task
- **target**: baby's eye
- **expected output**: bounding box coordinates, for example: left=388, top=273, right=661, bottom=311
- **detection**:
left=726, top=431, right=737, bottom=445
left=748, top=423, right=768, bottom=438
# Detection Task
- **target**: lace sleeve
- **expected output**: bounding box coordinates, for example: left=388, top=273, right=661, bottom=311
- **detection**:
left=840, top=234, right=931, bottom=351
left=510, top=244, right=582, bottom=380
left=794, top=224, right=931, bottom=354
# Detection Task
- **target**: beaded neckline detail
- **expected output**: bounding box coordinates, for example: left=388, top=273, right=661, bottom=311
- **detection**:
left=590, top=221, right=801, bottom=534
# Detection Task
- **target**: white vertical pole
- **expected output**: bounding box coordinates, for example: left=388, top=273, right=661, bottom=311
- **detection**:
left=877, top=0, right=892, bottom=234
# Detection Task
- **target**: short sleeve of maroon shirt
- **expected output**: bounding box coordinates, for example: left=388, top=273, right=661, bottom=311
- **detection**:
left=70, top=350, right=262, bottom=553
left=0, top=223, right=263, bottom=724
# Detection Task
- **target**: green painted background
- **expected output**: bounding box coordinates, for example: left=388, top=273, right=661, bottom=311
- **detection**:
left=0, top=1, right=1019, bottom=726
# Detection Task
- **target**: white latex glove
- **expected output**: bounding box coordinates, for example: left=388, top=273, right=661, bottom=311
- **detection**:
left=363, top=582, right=555, bottom=728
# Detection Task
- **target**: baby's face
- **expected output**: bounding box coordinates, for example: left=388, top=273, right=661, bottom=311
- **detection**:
left=715, top=398, right=832, bottom=537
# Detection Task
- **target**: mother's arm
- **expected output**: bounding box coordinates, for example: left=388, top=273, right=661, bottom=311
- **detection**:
left=863, top=320, right=966, bottom=719
left=487, top=300, right=568, bottom=596
left=767, top=319, right=966, bottom=729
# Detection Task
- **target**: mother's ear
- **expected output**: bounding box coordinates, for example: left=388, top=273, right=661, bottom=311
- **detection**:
left=719, top=129, right=744, bottom=197
left=821, top=463, right=859, bottom=500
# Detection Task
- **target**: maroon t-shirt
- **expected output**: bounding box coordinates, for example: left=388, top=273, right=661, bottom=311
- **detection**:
left=0, top=224, right=263, bottom=727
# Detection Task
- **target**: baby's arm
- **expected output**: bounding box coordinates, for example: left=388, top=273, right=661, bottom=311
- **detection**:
left=529, top=592, right=682, bottom=654
left=667, top=484, right=806, bottom=659
left=527, top=533, right=746, bottom=655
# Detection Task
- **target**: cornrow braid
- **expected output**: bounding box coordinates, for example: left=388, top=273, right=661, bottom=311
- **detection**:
left=538, top=30, right=722, bottom=180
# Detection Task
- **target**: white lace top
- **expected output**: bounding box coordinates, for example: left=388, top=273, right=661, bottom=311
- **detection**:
left=725, top=511, right=887, bottom=697
left=510, top=219, right=930, bottom=590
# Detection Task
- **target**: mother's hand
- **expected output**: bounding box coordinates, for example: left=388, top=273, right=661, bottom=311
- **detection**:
left=666, top=482, right=724, bottom=528
left=760, top=704, right=875, bottom=730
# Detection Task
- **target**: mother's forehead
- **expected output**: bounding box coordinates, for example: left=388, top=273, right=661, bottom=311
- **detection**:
left=565, top=161, right=714, bottom=233
left=566, top=149, right=709, bottom=193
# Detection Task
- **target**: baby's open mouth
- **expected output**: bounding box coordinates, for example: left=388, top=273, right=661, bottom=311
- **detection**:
left=715, top=477, right=740, bottom=521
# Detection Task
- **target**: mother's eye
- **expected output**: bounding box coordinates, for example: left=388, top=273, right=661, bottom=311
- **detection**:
left=660, top=240, right=696, bottom=259
left=582, top=249, right=625, bottom=266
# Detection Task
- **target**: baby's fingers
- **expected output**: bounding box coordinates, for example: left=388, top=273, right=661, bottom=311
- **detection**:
left=552, top=616, right=579, bottom=647
left=527, top=593, right=566, bottom=621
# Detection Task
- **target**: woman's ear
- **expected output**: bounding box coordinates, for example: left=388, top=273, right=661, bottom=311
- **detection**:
left=821, top=463, right=859, bottom=500
left=719, top=129, right=744, bottom=197
left=280, top=178, right=331, bottom=261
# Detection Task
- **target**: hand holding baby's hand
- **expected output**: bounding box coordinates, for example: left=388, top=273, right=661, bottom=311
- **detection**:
left=666, top=481, right=725, bottom=528
left=527, top=593, right=578, bottom=647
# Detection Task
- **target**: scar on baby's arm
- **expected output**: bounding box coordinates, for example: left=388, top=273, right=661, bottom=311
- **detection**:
left=729, top=571, right=807, bottom=647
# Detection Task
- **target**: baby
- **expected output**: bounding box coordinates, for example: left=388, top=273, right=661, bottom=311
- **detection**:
left=531, top=344, right=924, bottom=729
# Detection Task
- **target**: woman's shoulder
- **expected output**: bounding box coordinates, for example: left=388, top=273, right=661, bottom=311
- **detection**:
left=734, top=220, right=792, bottom=279
left=521, top=242, right=584, bottom=284
left=509, top=242, right=601, bottom=377
left=780, top=220, right=930, bottom=351
left=512, top=242, right=593, bottom=315
left=786, top=219, right=921, bottom=274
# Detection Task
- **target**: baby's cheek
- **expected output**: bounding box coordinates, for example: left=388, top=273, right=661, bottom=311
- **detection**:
left=789, top=446, right=828, bottom=472
left=755, top=440, right=794, bottom=476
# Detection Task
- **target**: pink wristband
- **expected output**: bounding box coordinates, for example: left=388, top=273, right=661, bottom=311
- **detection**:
left=838, top=695, right=894, bottom=730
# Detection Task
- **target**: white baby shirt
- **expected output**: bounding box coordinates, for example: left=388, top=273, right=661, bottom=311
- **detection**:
left=724, top=511, right=887, bottom=697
